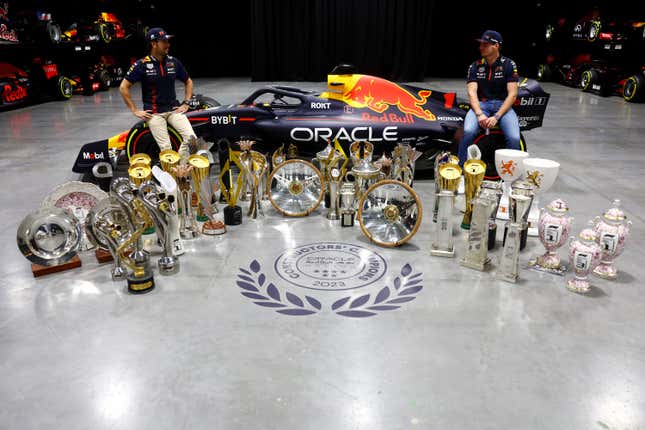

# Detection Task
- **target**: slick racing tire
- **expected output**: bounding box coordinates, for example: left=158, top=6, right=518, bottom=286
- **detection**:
left=588, top=21, right=601, bottom=42
left=57, top=76, right=73, bottom=100
left=580, top=69, right=599, bottom=91
left=623, top=75, right=644, bottom=102
left=472, top=130, right=527, bottom=180
left=46, top=22, right=61, bottom=43
left=126, top=124, right=182, bottom=161
left=98, top=23, right=113, bottom=44
left=537, top=64, right=552, bottom=82
left=97, top=70, right=112, bottom=91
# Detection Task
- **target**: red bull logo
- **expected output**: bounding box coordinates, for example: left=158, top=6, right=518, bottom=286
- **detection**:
left=343, top=75, right=436, bottom=121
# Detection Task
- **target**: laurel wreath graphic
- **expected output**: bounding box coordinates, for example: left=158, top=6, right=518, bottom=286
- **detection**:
left=236, top=260, right=423, bottom=318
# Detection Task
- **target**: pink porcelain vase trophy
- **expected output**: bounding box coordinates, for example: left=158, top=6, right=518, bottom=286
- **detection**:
left=566, top=222, right=602, bottom=293
left=593, top=199, right=631, bottom=280
left=529, top=198, right=573, bottom=275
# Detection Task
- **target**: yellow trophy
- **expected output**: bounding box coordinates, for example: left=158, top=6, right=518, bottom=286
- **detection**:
left=219, top=148, right=245, bottom=225
left=461, top=159, right=486, bottom=230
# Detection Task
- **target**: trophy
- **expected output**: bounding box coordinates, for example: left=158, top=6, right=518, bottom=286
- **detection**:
left=86, top=197, right=129, bottom=281
left=374, top=153, right=393, bottom=179
left=478, top=180, right=503, bottom=250
left=528, top=198, right=573, bottom=275
left=272, top=144, right=286, bottom=167
left=151, top=165, right=185, bottom=255
left=138, top=181, right=180, bottom=275
left=245, top=152, right=268, bottom=219
left=461, top=159, right=486, bottom=230
left=171, top=164, right=200, bottom=238
left=357, top=180, right=422, bottom=247
left=268, top=160, right=324, bottom=217
left=460, top=195, right=495, bottom=270
left=237, top=140, right=255, bottom=202
left=327, top=167, right=343, bottom=220
left=130, top=153, right=151, bottom=168
left=188, top=154, right=226, bottom=234
left=431, top=163, right=462, bottom=257
left=345, top=142, right=380, bottom=205
left=494, top=149, right=529, bottom=219
left=523, top=158, right=560, bottom=236
left=219, top=148, right=245, bottom=225
left=111, top=178, right=149, bottom=267
left=340, top=182, right=357, bottom=227
left=592, top=199, right=631, bottom=280
left=313, top=140, right=335, bottom=207
left=432, top=151, right=459, bottom=222
left=567, top=222, right=602, bottom=293
left=128, top=164, right=152, bottom=188
left=392, top=143, right=423, bottom=186
left=497, top=190, right=534, bottom=283
left=350, top=141, right=374, bottom=164
left=503, top=180, right=534, bottom=251
left=118, top=193, right=156, bottom=293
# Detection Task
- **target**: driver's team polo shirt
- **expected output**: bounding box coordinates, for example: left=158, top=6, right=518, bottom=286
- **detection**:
left=125, top=55, right=189, bottom=113
left=467, top=55, right=519, bottom=101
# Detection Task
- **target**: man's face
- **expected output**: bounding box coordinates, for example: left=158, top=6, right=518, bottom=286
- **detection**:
left=152, top=39, right=170, bottom=55
left=479, top=41, right=498, bottom=56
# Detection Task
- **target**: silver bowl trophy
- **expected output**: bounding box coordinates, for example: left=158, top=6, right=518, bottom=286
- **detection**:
left=592, top=199, right=631, bottom=280
left=357, top=180, right=422, bottom=247
left=138, top=181, right=180, bottom=275
left=460, top=195, right=496, bottom=271
left=497, top=190, right=534, bottom=283
left=86, top=197, right=129, bottom=281
left=431, top=163, right=462, bottom=257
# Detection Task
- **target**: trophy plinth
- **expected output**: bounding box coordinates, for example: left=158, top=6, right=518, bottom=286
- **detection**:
left=202, top=219, right=227, bottom=235
left=460, top=196, right=494, bottom=271
left=158, top=256, right=180, bottom=275
left=488, top=224, right=497, bottom=250
left=127, top=270, right=155, bottom=294
left=340, top=182, right=356, bottom=227
left=224, top=205, right=243, bottom=225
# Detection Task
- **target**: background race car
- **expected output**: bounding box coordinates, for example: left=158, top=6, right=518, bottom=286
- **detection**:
left=0, top=62, right=30, bottom=108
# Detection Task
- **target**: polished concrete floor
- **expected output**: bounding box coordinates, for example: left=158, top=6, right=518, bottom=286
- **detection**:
left=1, top=78, right=644, bottom=430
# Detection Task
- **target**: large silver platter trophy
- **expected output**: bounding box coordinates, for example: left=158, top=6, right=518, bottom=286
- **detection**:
left=357, top=180, right=422, bottom=247
left=268, top=159, right=324, bottom=217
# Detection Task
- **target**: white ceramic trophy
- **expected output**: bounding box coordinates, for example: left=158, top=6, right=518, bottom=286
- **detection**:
left=494, top=149, right=529, bottom=220
left=522, top=158, right=560, bottom=236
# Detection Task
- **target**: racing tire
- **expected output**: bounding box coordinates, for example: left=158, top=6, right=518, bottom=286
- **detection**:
left=537, top=64, right=552, bottom=82
left=57, top=76, right=73, bottom=100
left=126, top=124, right=182, bottom=161
left=472, top=130, right=527, bottom=180
left=623, top=75, right=644, bottom=102
left=199, top=96, right=220, bottom=109
left=580, top=69, right=599, bottom=92
left=545, top=24, right=554, bottom=42
left=46, top=22, right=61, bottom=43
left=588, top=21, right=601, bottom=42
left=97, top=70, right=112, bottom=91
left=98, top=23, right=113, bottom=44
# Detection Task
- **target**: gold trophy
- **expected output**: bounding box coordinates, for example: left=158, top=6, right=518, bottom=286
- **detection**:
left=431, top=163, right=462, bottom=257
left=188, top=154, right=225, bottom=234
left=160, top=150, right=181, bottom=177
left=118, top=196, right=156, bottom=293
left=130, top=153, right=151, bottom=167
left=128, top=164, right=152, bottom=188
left=272, top=144, right=286, bottom=167
left=461, top=159, right=486, bottom=230
left=219, top=148, right=245, bottom=225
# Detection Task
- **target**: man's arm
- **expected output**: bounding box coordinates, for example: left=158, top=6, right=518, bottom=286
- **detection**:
left=173, top=77, right=194, bottom=114
left=467, top=81, right=489, bottom=128
left=485, top=82, right=517, bottom=128
left=119, top=79, right=151, bottom=120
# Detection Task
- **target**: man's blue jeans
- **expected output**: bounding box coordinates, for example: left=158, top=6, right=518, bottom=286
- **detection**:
left=458, top=99, right=520, bottom=165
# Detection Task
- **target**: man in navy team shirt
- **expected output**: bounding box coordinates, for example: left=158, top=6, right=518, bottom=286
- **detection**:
left=458, top=30, right=521, bottom=165
left=119, top=27, right=196, bottom=161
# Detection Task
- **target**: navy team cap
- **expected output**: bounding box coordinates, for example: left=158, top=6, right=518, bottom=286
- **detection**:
left=476, top=30, right=503, bottom=44
left=147, top=27, right=174, bottom=42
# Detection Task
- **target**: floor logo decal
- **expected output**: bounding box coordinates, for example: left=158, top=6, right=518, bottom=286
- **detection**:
left=236, top=242, right=423, bottom=318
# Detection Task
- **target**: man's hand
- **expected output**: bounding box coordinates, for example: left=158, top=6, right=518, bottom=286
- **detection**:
left=173, top=103, right=189, bottom=114
left=484, top=116, right=498, bottom=129
left=477, top=113, right=489, bottom=129
left=133, top=110, right=152, bottom=120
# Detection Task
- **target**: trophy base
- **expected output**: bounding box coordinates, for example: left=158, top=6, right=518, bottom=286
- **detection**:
left=497, top=272, right=518, bottom=283
left=143, top=226, right=156, bottom=235
left=31, top=255, right=82, bottom=278
left=111, top=265, right=127, bottom=282
left=460, top=222, right=471, bottom=230
left=180, top=229, right=199, bottom=239
left=158, top=256, right=180, bottom=275
left=327, top=211, right=339, bottom=221
left=460, top=257, right=490, bottom=271
left=593, top=263, right=618, bottom=280
left=196, top=215, right=209, bottom=222
left=324, top=193, right=331, bottom=209
left=527, top=259, right=567, bottom=276
left=341, top=211, right=355, bottom=227
left=487, top=225, right=497, bottom=250
left=203, top=220, right=227, bottom=235
left=503, top=225, right=528, bottom=251
left=224, top=205, right=243, bottom=225
left=95, top=248, right=113, bottom=263
left=566, top=278, right=591, bottom=293
left=127, top=273, right=155, bottom=294
left=430, top=245, right=454, bottom=258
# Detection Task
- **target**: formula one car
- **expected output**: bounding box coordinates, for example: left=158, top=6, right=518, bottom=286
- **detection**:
left=0, top=62, right=30, bottom=109
left=73, top=65, right=550, bottom=184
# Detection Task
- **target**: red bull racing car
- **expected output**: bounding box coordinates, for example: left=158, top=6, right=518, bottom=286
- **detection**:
left=73, top=65, right=549, bottom=185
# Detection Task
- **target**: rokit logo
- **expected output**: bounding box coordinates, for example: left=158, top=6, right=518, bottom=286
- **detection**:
left=211, top=114, right=237, bottom=125
left=82, top=152, right=105, bottom=160
left=311, top=102, right=331, bottom=109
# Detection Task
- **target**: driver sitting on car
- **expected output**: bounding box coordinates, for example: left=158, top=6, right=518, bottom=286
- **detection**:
left=119, top=27, right=196, bottom=162
left=458, top=30, right=520, bottom=166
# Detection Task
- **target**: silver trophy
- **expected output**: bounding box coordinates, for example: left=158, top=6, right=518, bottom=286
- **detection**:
left=497, top=191, right=534, bottom=283
left=172, top=164, right=200, bottom=239
left=479, top=180, right=503, bottom=249
left=431, top=190, right=456, bottom=257
left=460, top=196, right=495, bottom=270
left=139, top=181, right=180, bottom=275
left=111, top=178, right=150, bottom=267
left=327, top=167, right=342, bottom=220
left=432, top=152, right=459, bottom=222
left=340, top=182, right=356, bottom=227
left=86, top=197, right=129, bottom=281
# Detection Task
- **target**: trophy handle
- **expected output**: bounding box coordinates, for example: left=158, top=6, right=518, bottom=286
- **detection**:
left=345, top=171, right=356, bottom=183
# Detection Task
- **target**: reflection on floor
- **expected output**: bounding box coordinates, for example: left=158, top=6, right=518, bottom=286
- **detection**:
left=1, top=78, right=644, bottom=429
